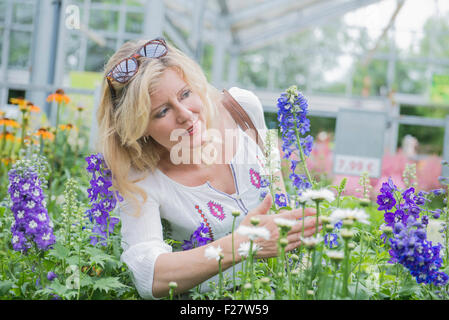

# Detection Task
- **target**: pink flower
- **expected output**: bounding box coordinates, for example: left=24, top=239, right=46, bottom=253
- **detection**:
left=417, top=155, right=442, bottom=191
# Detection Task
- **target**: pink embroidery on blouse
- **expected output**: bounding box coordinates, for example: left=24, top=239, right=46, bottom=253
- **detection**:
left=195, top=204, right=214, bottom=240
left=249, top=168, right=261, bottom=189
left=207, top=201, right=226, bottom=221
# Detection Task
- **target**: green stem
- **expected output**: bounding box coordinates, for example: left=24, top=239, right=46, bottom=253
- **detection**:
left=308, top=249, right=315, bottom=296
left=315, top=201, right=321, bottom=235
left=0, top=124, right=6, bottom=156
left=284, top=248, right=292, bottom=299
left=445, top=185, right=449, bottom=267
left=53, top=102, right=61, bottom=168
left=393, top=264, right=400, bottom=299
left=330, top=264, right=337, bottom=299
left=249, top=240, right=254, bottom=299
left=292, top=112, right=314, bottom=187
left=354, top=231, right=364, bottom=298
left=20, top=110, right=27, bottom=149
left=218, top=258, right=223, bottom=298
left=231, top=216, right=237, bottom=295
left=342, top=239, right=350, bottom=297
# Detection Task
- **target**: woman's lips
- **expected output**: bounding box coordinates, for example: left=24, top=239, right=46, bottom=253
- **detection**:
left=184, top=120, right=198, bottom=136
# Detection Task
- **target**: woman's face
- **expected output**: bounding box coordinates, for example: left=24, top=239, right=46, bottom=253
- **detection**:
left=145, top=67, right=207, bottom=155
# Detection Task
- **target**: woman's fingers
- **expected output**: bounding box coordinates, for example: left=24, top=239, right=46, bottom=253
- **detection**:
left=279, top=207, right=316, bottom=219
left=283, top=216, right=321, bottom=235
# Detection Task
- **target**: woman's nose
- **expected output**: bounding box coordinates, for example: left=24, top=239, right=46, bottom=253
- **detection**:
left=174, top=102, right=193, bottom=123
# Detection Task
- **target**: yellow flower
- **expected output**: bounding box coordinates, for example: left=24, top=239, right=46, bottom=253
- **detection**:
left=47, top=89, right=71, bottom=104
left=9, top=97, right=28, bottom=108
left=59, top=123, right=77, bottom=131
left=0, top=118, right=20, bottom=128
left=34, top=128, right=55, bottom=141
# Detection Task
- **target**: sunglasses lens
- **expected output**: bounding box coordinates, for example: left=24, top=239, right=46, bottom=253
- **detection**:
left=111, top=58, right=138, bottom=83
left=139, top=41, right=167, bottom=58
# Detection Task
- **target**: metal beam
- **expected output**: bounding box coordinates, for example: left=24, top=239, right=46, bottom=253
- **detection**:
left=29, top=0, right=59, bottom=117
left=165, top=16, right=194, bottom=58
left=237, top=0, right=382, bottom=52
left=0, top=0, right=13, bottom=106
left=189, top=0, right=206, bottom=62
left=144, top=0, right=165, bottom=39
left=227, top=0, right=324, bottom=30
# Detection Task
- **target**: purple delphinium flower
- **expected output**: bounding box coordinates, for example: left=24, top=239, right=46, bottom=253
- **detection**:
left=431, top=209, right=441, bottom=219
left=47, top=271, right=57, bottom=281
left=377, top=192, right=396, bottom=212
left=377, top=178, right=449, bottom=286
left=324, top=220, right=342, bottom=249
left=389, top=216, right=448, bottom=286
left=275, top=193, right=288, bottom=208
left=277, top=86, right=313, bottom=195
left=182, top=223, right=212, bottom=250
left=85, top=153, right=122, bottom=246
left=8, top=164, right=55, bottom=253
left=324, top=233, right=339, bottom=249
left=259, top=177, right=270, bottom=200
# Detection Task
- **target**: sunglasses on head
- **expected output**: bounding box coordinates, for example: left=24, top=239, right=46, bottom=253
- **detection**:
left=106, top=37, right=168, bottom=109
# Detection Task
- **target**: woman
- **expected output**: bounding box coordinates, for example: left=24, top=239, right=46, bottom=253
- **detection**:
left=97, top=38, right=321, bottom=299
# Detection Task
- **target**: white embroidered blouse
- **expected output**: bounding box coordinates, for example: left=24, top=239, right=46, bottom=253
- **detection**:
left=118, top=87, right=281, bottom=299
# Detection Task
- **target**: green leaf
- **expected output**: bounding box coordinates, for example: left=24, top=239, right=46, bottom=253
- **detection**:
left=80, top=273, right=94, bottom=287
left=0, top=280, right=14, bottom=296
left=47, top=280, right=68, bottom=297
left=93, top=277, right=128, bottom=294
left=48, top=242, right=70, bottom=260
left=85, top=247, right=116, bottom=268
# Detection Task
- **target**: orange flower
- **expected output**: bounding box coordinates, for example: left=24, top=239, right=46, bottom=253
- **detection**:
left=34, top=128, right=54, bottom=141
left=59, top=123, right=77, bottom=131
left=47, top=89, right=71, bottom=104
left=0, top=131, right=15, bottom=141
left=1, top=158, right=12, bottom=165
left=0, top=118, right=20, bottom=128
left=26, top=101, right=41, bottom=113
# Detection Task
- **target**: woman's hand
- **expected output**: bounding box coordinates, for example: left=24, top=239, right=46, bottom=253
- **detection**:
left=237, top=194, right=322, bottom=259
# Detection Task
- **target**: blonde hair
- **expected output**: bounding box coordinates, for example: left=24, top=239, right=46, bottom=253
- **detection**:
left=96, top=39, right=222, bottom=216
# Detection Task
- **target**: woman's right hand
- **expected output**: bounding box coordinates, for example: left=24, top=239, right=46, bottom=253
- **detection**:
left=237, top=193, right=322, bottom=259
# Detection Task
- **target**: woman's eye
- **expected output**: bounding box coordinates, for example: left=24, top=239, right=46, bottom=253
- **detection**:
left=181, top=89, right=191, bottom=99
left=156, top=107, right=169, bottom=118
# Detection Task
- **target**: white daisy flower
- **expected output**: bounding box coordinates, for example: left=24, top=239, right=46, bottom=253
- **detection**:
left=326, top=250, right=344, bottom=261
left=237, top=225, right=271, bottom=241
left=300, top=235, right=323, bottom=249
left=274, top=217, right=298, bottom=228
left=238, top=241, right=262, bottom=258
left=329, top=208, right=370, bottom=226
left=204, top=245, right=223, bottom=261
left=299, top=188, right=336, bottom=204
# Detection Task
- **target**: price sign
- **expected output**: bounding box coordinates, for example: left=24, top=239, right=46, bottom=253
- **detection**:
left=334, top=154, right=381, bottom=178
left=333, top=109, right=387, bottom=178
